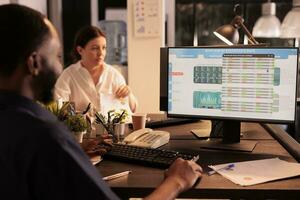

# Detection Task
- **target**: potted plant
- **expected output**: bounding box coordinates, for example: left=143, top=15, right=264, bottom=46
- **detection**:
left=42, top=100, right=89, bottom=143
left=95, top=109, right=129, bottom=142
left=64, top=113, right=88, bottom=143
left=42, top=100, right=75, bottom=121
left=112, top=109, right=129, bottom=124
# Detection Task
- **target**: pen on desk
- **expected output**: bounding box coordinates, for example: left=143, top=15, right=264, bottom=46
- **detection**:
left=102, top=171, right=132, bottom=181
left=208, top=163, right=235, bottom=176
left=191, top=155, right=199, bottom=162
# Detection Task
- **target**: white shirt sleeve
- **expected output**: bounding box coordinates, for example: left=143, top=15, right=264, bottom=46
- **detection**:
left=111, top=67, right=127, bottom=90
left=54, top=70, right=71, bottom=102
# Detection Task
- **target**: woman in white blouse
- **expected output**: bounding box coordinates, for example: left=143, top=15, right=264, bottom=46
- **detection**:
left=54, top=26, right=137, bottom=114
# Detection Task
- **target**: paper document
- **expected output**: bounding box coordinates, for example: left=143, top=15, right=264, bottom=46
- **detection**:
left=90, top=156, right=102, bottom=165
left=209, top=158, right=300, bottom=186
left=100, top=94, right=132, bottom=118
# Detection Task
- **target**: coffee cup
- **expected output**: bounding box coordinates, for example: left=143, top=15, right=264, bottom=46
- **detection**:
left=132, top=113, right=147, bottom=130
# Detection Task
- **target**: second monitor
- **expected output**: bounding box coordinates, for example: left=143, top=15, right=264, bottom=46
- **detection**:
left=167, top=47, right=298, bottom=151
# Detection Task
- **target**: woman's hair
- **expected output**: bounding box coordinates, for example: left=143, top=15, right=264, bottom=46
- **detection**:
left=70, top=26, right=106, bottom=63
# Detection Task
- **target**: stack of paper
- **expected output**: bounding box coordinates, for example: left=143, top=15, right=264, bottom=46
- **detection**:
left=208, top=158, right=300, bottom=186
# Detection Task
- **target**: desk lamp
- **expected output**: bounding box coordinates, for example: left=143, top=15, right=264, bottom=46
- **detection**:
left=210, top=5, right=261, bottom=149
left=213, top=4, right=259, bottom=45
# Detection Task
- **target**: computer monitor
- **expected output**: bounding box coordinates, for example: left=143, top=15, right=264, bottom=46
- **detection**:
left=160, top=47, right=168, bottom=111
left=167, top=46, right=298, bottom=151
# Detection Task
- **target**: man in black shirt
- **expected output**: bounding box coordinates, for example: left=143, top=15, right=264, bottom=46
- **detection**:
left=0, top=4, right=202, bottom=200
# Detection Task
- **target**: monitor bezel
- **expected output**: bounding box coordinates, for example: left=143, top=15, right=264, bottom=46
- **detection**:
left=167, top=46, right=299, bottom=124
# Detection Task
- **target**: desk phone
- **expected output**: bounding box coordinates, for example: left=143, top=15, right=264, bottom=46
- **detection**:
left=124, top=128, right=170, bottom=148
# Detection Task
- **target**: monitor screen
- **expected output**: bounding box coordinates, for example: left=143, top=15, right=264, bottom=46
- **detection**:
left=167, top=47, right=298, bottom=124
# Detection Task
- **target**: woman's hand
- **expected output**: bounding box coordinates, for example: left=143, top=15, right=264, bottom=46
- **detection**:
left=115, top=85, right=131, bottom=98
left=116, top=84, right=138, bottom=113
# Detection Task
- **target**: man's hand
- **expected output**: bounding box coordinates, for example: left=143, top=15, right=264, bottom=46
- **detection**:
left=165, top=158, right=202, bottom=192
left=80, top=134, right=113, bottom=157
left=144, top=158, right=202, bottom=200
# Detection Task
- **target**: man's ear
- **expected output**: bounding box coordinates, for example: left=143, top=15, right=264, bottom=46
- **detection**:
left=26, top=52, right=39, bottom=76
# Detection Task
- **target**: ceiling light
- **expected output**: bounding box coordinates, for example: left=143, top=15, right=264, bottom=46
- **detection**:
left=253, top=1, right=281, bottom=38
left=281, top=0, right=300, bottom=38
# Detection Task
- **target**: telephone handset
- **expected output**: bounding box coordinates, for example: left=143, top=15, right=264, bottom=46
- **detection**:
left=124, top=128, right=170, bottom=149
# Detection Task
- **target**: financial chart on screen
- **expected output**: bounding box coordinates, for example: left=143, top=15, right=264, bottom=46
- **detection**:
left=168, top=47, right=298, bottom=123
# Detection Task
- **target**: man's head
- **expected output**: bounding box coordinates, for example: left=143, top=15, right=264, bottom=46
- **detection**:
left=0, top=4, right=62, bottom=103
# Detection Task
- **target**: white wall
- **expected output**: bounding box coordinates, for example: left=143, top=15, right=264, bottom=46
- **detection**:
left=105, top=8, right=127, bottom=23
left=0, top=0, right=47, bottom=14
left=127, top=0, right=165, bottom=113
left=17, top=0, right=47, bottom=15
left=0, top=0, right=10, bottom=5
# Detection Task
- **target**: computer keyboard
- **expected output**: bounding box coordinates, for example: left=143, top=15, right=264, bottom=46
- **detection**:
left=103, top=143, right=198, bottom=168
left=146, top=117, right=199, bottom=128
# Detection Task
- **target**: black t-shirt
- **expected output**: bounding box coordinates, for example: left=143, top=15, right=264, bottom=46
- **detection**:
left=0, top=91, right=119, bottom=200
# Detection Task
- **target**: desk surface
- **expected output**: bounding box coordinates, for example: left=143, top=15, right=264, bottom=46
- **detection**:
left=96, top=121, right=300, bottom=199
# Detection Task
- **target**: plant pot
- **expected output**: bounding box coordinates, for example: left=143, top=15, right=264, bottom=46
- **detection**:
left=73, top=131, right=85, bottom=143
left=113, top=123, right=126, bottom=143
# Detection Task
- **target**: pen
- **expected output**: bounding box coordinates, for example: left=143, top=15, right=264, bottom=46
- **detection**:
left=191, top=155, right=199, bottom=162
left=114, top=110, right=125, bottom=124
left=208, top=163, right=235, bottom=176
left=102, top=170, right=132, bottom=181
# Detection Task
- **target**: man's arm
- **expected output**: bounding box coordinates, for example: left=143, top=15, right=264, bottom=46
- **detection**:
left=144, top=158, right=202, bottom=200
left=31, top=122, right=120, bottom=200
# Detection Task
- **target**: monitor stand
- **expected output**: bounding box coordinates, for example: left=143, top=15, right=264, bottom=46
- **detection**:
left=191, top=120, right=224, bottom=138
left=196, top=120, right=257, bottom=152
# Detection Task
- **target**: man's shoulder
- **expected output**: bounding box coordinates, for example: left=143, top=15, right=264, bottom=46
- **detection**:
left=29, top=115, right=71, bottom=142
left=1, top=109, right=69, bottom=141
